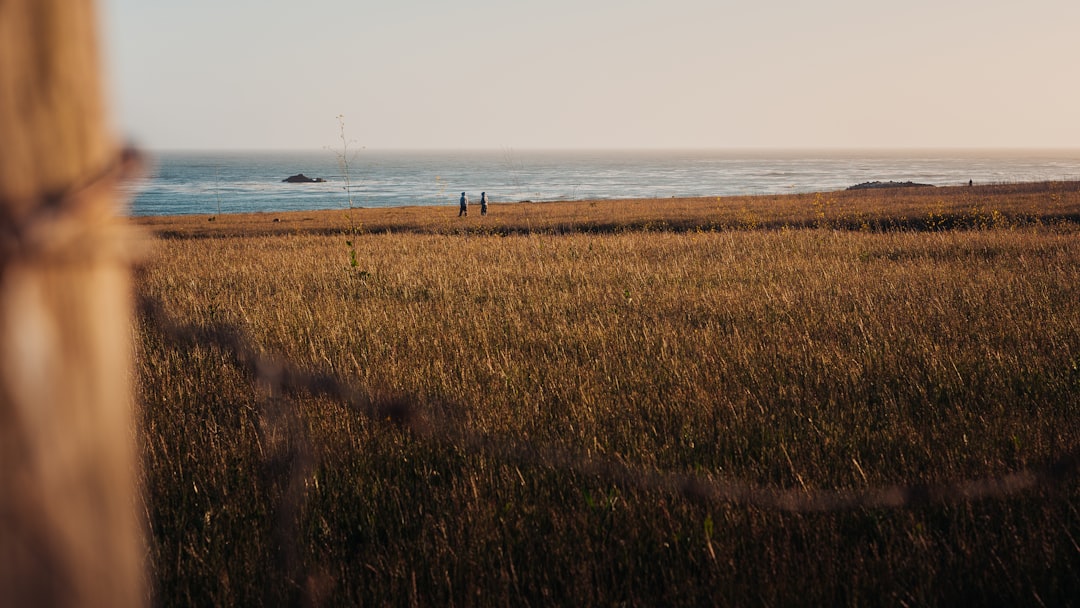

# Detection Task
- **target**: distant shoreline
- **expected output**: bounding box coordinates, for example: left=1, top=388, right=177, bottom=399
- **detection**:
left=129, top=180, right=1080, bottom=239
left=126, top=150, right=1080, bottom=217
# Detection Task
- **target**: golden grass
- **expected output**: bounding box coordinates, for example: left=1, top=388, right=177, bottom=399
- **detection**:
left=134, top=183, right=1080, bottom=606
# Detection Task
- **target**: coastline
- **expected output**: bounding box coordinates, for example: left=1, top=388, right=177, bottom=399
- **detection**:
left=127, top=149, right=1080, bottom=217
left=129, top=180, right=1080, bottom=239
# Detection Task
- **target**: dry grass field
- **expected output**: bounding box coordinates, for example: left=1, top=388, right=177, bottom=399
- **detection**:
left=133, top=182, right=1080, bottom=606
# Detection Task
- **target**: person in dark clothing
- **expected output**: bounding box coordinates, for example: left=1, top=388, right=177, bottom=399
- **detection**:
left=480, top=192, right=488, bottom=216
left=458, top=192, right=469, bottom=217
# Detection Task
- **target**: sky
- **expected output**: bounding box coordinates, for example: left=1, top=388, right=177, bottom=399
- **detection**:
left=100, top=0, right=1080, bottom=151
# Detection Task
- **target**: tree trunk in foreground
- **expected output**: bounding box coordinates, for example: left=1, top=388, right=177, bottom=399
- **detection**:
left=0, top=1, right=143, bottom=606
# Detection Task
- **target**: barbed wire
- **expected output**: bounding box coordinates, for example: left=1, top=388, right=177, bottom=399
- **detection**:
left=0, top=147, right=141, bottom=265
left=136, top=286, right=1080, bottom=602
left=135, top=290, right=1080, bottom=515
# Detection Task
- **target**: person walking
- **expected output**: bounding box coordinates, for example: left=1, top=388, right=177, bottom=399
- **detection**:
left=459, top=191, right=469, bottom=217
left=480, top=191, right=488, bottom=216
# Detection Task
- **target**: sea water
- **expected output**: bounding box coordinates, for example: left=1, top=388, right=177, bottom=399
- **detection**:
left=123, top=149, right=1080, bottom=217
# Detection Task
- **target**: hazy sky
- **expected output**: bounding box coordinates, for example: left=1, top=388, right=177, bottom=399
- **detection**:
left=101, top=0, right=1080, bottom=151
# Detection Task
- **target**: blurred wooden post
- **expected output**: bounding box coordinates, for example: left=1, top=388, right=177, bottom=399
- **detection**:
left=0, top=1, right=143, bottom=606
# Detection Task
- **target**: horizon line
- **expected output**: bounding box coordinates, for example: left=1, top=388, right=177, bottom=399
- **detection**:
left=139, top=145, right=1080, bottom=155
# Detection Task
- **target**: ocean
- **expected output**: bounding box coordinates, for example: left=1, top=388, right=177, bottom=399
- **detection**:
left=123, top=149, right=1080, bottom=217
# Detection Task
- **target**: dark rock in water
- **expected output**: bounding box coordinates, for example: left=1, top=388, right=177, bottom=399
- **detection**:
left=847, top=180, right=934, bottom=191
left=282, top=173, right=326, bottom=183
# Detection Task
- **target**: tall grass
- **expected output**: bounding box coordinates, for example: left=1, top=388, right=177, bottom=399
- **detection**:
left=134, top=185, right=1080, bottom=606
